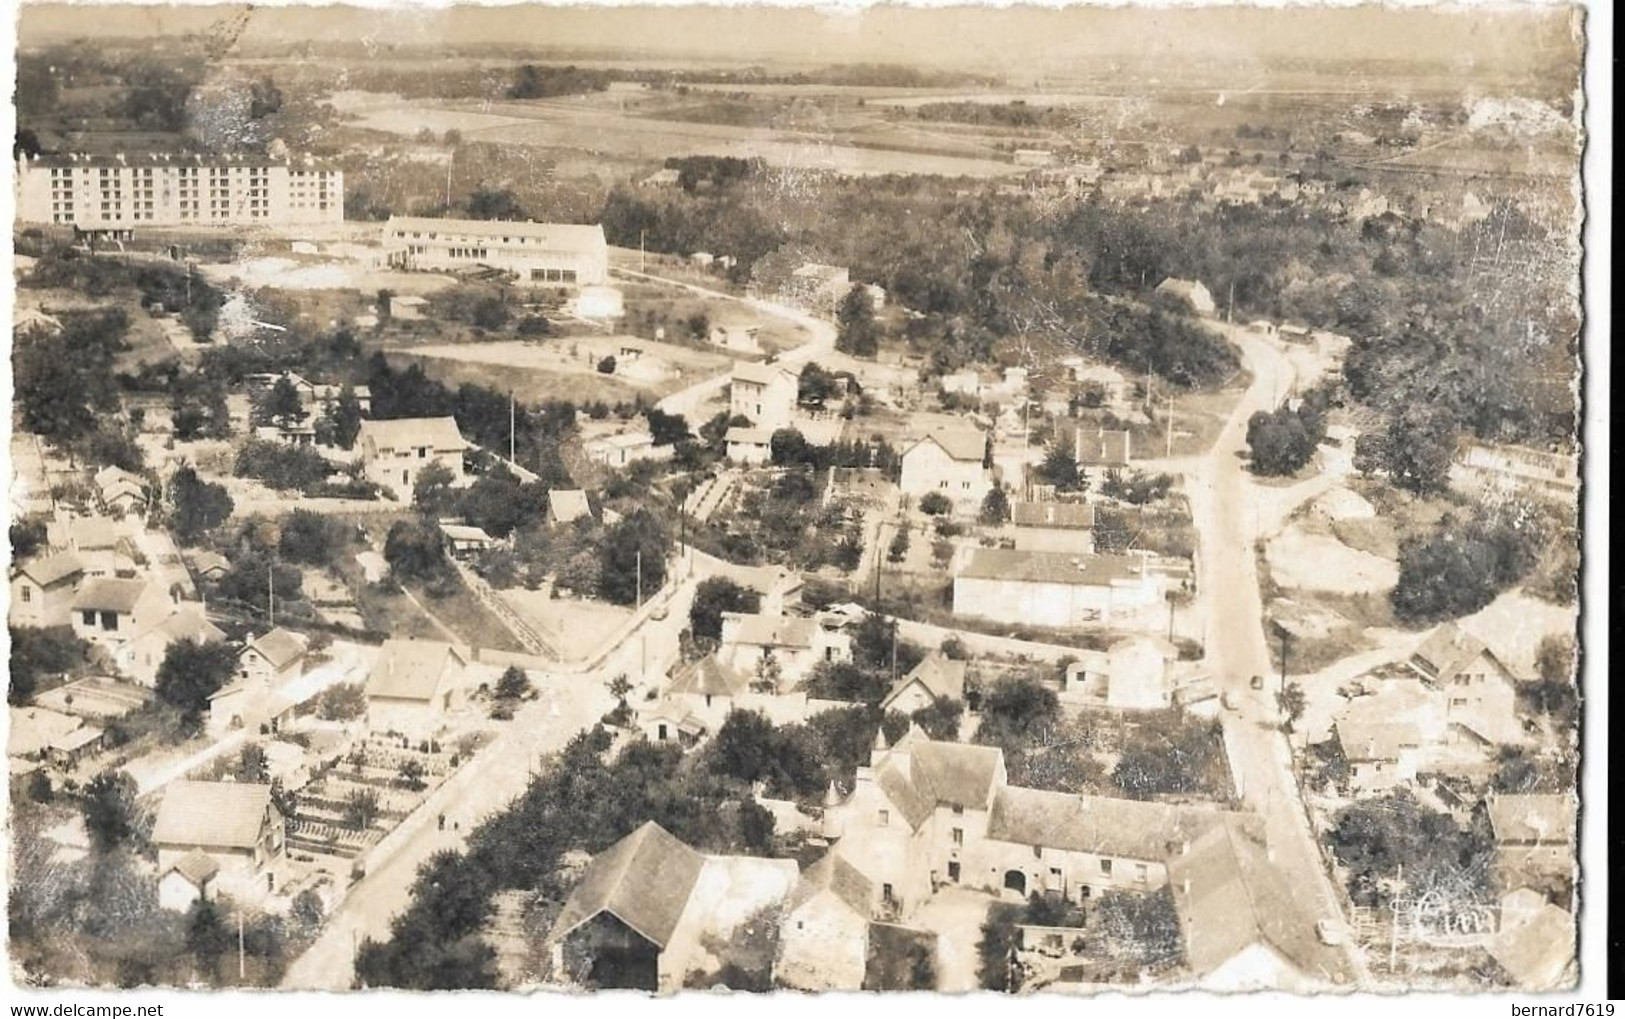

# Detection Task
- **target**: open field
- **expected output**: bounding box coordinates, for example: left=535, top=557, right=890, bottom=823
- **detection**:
left=387, top=334, right=730, bottom=403
left=338, top=91, right=1025, bottom=178
left=499, top=588, right=634, bottom=662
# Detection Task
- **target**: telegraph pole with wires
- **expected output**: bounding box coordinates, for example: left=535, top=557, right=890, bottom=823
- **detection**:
left=509, top=392, right=516, bottom=464
left=635, top=548, right=643, bottom=607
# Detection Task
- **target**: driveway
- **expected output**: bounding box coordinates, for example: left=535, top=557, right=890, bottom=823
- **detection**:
left=912, top=887, right=997, bottom=992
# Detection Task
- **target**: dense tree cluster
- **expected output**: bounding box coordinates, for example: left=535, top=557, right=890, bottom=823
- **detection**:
left=1327, top=790, right=1496, bottom=906
left=1390, top=507, right=1548, bottom=624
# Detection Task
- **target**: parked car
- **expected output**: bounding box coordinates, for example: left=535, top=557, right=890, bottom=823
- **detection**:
left=1316, top=919, right=1351, bottom=946
left=1222, top=691, right=1240, bottom=711
left=1249, top=674, right=1265, bottom=691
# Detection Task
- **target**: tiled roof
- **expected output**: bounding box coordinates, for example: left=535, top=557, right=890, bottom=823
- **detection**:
left=1334, top=719, right=1423, bottom=763
left=725, top=426, right=774, bottom=445
left=1075, top=427, right=1132, bottom=467
left=70, top=577, right=152, bottom=614
left=986, top=784, right=1248, bottom=861
left=166, top=848, right=221, bottom=887
left=552, top=821, right=707, bottom=949
left=1168, top=819, right=1354, bottom=987
left=138, top=605, right=226, bottom=646
left=14, top=551, right=85, bottom=587
left=1409, top=623, right=1505, bottom=684
left=723, top=612, right=819, bottom=650
left=357, top=416, right=468, bottom=453
left=365, top=639, right=467, bottom=702
left=1011, top=501, right=1097, bottom=530
left=787, top=850, right=872, bottom=916
left=880, top=653, right=967, bottom=709
left=905, top=430, right=987, bottom=463
left=732, top=360, right=798, bottom=387
left=439, top=522, right=495, bottom=543
left=957, top=548, right=1149, bottom=586
left=669, top=657, right=751, bottom=699
left=1489, top=901, right=1576, bottom=989
left=151, top=781, right=274, bottom=851
left=244, top=628, right=309, bottom=670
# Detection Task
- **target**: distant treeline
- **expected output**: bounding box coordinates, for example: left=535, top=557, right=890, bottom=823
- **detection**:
left=623, top=62, right=999, bottom=89
left=910, top=101, right=1080, bottom=130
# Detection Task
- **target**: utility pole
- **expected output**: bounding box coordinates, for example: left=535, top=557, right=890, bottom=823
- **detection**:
left=1167, top=594, right=1175, bottom=642
left=640, top=229, right=646, bottom=272
left=238, top=909, right=246, bottom=980
left=445, top=150, right=453, bottom=212
left=509, top=392, right=516, bottom=464
left=267, top=562, right=275, bottom=626
left=1279, top=628, right=1289, bottom=699
left=1227, top=279, right=1235, bottom=323
left=1165, top=390, right=1174, bottom=459
left=635, top=548, right=642, bottom=607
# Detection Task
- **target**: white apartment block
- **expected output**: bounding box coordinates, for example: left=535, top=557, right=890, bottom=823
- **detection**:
left=16, top=152, right=343, bottom=229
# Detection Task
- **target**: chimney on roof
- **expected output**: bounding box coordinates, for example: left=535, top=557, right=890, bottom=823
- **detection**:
left=1182, top=877, right=1191, bottom=896
left=115, top=152, right=126, bottom=165
left=870, top=728, right=890, bottom=765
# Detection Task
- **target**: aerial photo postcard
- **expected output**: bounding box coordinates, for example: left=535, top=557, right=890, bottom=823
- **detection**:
left=5, top=0, right=1589, bottom=999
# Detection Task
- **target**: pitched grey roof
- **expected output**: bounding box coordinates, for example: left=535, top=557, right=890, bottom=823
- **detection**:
left=723, top=612, right=819, bottom=650
left=357, top=416, right=468, bottom=453
left=1167, top=819, right=1354, bottom=987
left=151, top=781, right=275, bottom=850
left=166, top=847, right=222, bottom=887
left=245, top=628, right=309, bottom=670
left=1487, top=794, right=1576, bottom=845
left=70, top=577, right=152, bottom=614
left=365, top=639, right=468, bottom=702
left=547, top=489, right=593, bottom=524
left=787, top=851, right=872, bottom=916
left=14, top=551, right=85, bottom=587
left=552, top=821, right=707, bottom=949
left=986, top=784, right=1249, bottom=861
left=880, top=653, right=967, bottom=709
left=1011, top=501, right=1097, bottom=530
left=1409, top=623, right=1508, bottom=684
left=906, top=430, right=987, bottom=463
left=669, top=656, right=751, bottom=699
left=1489, top=901, right=1576, bottom=989
left=958, top=548, right=1149, bottom=586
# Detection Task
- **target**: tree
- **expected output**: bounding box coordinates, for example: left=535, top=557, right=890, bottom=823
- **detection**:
left=597, top=355, right=617, bottom=374
left=327, top=385, right=365, bottom=450
left=738, top=796, right=776, bottom=854
left=888, top=524, right=911, bottom=564
left=1093, top=888, right=1182, bottom=970
left=345, top=788, right=381, bottom=831
left=411, top=462, right=459, bottom=516
left=169, top=465, right=234, bottom=544
left=644, top=408, right=692, bottom=446
left=1035, top=441, right=1082, bottom=491
left=836, top=284, right=880, bottom=357
left=910, top=696, right=963, bottom=741
left=384, top=517, right=453, bottom=585
left=1327, top=790, right=1495, bottom=905
left=974, top=675, right=1061, bottom=752
left=316, top=681, right=367, bottom=721
left=236, top=742, right=270, bottom=782
left=278, top=509, right=342, bottom=565
left=597, top=509, right=669, bottom=606
left=185, top=899, right=233, bottom=973
left=398, top=759, right=427, bottom=791
left=495, top=666, right=533, bottom=701
left=1276, top=681, right=1306, bottom=730
left=9, top=625, right=89, bottom=706
left=1111, top=713, right=1227, bottom=800
left=82, top=769, right=143, bottom=853
left=155, top=638, right=241, bottom=724
left=1391, top=511, right=1542, bottom=624
left=918, top=491, right=953, bottom=516
left=979, top=486, right=1011, bottom=525
left=1245, top=407, right=1316, bottom=476
left=11, top=518, right=48, bottom=560
left=689, top=577, right=762, bottom=643
left=797, top=362, right=840, bottom=407
left=256, top=377, right=308, bottom=431
left=466, top=185, right=526, bottom=222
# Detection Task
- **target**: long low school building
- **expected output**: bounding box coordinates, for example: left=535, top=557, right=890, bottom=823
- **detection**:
left=380, top=216, right=608, bottom=285
left=952, top=547, right=1167, bottom=629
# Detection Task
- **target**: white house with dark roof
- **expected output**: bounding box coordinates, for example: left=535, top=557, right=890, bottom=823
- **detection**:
left=953, top=548, right=1167, bottom=630
left=1062, top=635, right=1181, bottom=711
left=238, top=627, right=310, bottom=689
left=122, top=603, right=226, bottom=688
left=879, top=653, right=968, bottom=715
left=1406, top=623, right=1522, bottom=745
left=159, top=848, right=221, bottom=912
left=9, top=551, right=85, bottom=628
left=729, top=360, right=800, bottom=431
left=724, top=425, right=774, bottom=465
left=1075, top=426, right=1134, bottom=488
left=151, top=780, right=284, bottom=876
left=364, top=638, right=470, bottom=739
left=899, top=430, right=993, bottom=512
left=69, top=577, right=171, bottom=654
left=549, top=821, right=797, bottom=992
left=356, top=416, right=470, bottom=502
left=1333, top=718, right=1424, bottom=794
left=1010, top=500, right=1097, bottom=554
left=777, top=850, right=875, bottom=990
left=717, top=611, right=850, bottom=690
left=584, top=430, right=672, bottom=468
left=664, top=655, right=753, bottom=731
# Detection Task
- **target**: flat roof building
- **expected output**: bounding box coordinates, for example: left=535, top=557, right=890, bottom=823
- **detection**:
left=381, top=216, right=608, bottom=286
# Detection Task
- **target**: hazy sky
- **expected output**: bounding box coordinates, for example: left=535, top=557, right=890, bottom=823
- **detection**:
left=17, top=2, right=1582, bottom=73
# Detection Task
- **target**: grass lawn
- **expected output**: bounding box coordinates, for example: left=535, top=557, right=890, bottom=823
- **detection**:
left=406, top=578, right=530, bottom=655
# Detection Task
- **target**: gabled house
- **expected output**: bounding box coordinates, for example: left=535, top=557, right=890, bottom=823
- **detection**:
left=1075, top=427, right=1133, bottom=488
left=50, top=516, right=129, bottom=577
left=638, top=700, right=708, bottom=747
left=1061, top=635, right=1180, bottom=711
left=584, top=430, right=671, bottom=468
left=1333, top=718, right=1423, bottom=795
left=665, top=655, right=752, bottom=731
left=899, top=431, right=993, bottom=512
left=238, top=628, right=310, bottom=689
left=1167, top=819, right=1354, bottom=991
left=9, top=551, right=85, bottom=628
left=550, top=821, right=797, bottom=992
left=122, top=603, right=226, bottom=688
left=777, top=851, right=874, bottom=991
left=94, top=466, right=148, bottom=516
left=364, top=638, right=470, bottom=739
left=1488, top=890, right=1576, bottom=990
left=356, top=416, right=470, bottom=503
left=159, top=849, right=221, bottom=912
left=879, top=653, right=968, bottom=715
left=724, top=425, right=774, bottom=465
left=547, top=489, right=594, bottom=526
left=1406, top=623, right=1521, bottom=745
left=1010, top=501, right=1097, bottom=554
left=729, top=361, right=799, bottom=432
left=151, top=780, right=285, bottom=876
left=439, top=521, right=497, bottom=559
left=717, top=611, right=851, bottom=689
left=69, top=578, right=171, bottom=653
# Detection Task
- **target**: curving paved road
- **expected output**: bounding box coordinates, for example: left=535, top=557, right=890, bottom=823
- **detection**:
left=1185, top=323, right=1370, bottom=988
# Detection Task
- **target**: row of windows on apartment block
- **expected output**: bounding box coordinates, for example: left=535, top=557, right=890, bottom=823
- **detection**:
left=871, top=809, right=1151, bottom=881
left=46, top=167, right=332, bottom=180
